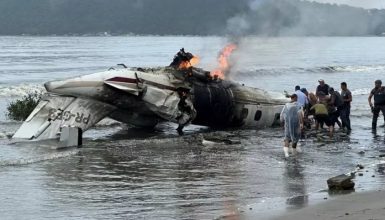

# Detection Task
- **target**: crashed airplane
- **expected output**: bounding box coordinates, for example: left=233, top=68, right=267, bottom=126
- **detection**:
left=13, top=49, right=287, bottom=141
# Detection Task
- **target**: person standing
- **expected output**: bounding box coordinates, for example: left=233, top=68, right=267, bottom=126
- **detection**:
left=300, top=88, right=312, bottom=127
left=340, top=82, right=352, bottom=131
left=368, top=80, right=385, bottom=130
left=327, top=87, right=342, bottom=128
left=295, top=85, right=309, bottom=108
left=280, top=94, right=304, bottom=158
left=316, top=79, right=330, bottom=97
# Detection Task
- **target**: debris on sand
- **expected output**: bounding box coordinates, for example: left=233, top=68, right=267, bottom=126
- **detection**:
left=202, top=137, right=241, bottom=145
left=356, top=164, right=364, bottom=169
left=199, top=132, right=241, bottom=146
left=327, top=174, right=355, bottom=190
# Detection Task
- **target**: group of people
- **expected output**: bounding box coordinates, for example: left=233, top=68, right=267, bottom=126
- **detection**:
left=280, top=79, right=385, bottom=157
left=280, top=79, right=358, bottom=158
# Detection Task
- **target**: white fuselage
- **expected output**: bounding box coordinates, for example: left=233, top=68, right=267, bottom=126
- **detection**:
left=44, top=67, right=288, bottom=129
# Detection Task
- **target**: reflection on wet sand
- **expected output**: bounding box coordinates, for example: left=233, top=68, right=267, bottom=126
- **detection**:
left=371, top=128, right=385, bottom=144
left=3, top=125, right=385, bottom=220
left=284, top=160, right=308, bottom=209
left=41, top=132, right=249, bottom=219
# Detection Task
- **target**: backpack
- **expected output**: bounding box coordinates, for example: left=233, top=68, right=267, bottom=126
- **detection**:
left=334, top=91, right=343, bottom=107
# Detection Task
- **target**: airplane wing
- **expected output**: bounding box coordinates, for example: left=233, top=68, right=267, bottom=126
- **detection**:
left=13, top=93, right=116, bottom=140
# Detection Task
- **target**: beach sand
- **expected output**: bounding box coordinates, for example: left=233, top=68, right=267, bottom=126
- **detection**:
left=272, top=190, right=385, bottom=220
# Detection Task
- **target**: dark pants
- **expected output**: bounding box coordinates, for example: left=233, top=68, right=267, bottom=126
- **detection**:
left=330, top=109, right=341, bottom=128
left=372, top=104, right=385, bottom=129
left=340, top=106, right=351, bottom=130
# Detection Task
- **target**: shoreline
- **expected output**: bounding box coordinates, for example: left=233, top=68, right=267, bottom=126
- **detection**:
left=271, top=190, right=385, bottom=220
left=235, top=157, right=385, bottom=220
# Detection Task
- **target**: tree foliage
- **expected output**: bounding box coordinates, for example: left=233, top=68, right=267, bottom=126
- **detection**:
left=0, top=0, right=384, bottom=36
left=6, top=92, right=42, bottom=121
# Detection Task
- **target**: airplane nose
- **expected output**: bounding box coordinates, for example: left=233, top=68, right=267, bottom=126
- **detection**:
left=44, top=80, right=63, bottom=93
left=44, top=82, right=51, bottom=92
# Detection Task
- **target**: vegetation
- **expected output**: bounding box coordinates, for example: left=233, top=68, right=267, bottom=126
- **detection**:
left=6, top=92, right=42, bottom=121
left=0, top=0, right=384, bottom=36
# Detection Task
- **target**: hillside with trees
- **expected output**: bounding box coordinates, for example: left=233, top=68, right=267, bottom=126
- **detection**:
left=0, top=0, right=384, bottom=36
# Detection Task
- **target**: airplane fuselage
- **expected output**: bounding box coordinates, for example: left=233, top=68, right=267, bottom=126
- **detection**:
left=44, top=67, right=287, bottom=129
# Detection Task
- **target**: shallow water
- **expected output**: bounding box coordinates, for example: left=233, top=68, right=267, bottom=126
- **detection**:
left=1, top=36, right=385, bottom=219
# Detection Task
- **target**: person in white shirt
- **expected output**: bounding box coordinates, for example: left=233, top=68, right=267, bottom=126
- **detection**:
left=294, top=85, right=309, bottom=108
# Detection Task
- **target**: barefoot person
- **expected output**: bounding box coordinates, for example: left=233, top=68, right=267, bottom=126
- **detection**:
left=280, top=94, right=304, bottom=158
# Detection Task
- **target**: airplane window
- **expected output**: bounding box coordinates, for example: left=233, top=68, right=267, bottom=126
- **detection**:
left=254, top=110, right=262, bottom=121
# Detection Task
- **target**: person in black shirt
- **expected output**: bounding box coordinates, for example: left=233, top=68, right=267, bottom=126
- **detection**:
left=316, top=79, right=330, bottom=97
left=340, top=82, right=352, bottom=131
left=327, top=87, right=343, bottom=128
left=368, top=80, right=385, bottom=130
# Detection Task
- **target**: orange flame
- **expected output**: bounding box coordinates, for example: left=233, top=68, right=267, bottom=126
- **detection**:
left=210, top=44, right=237, bottom=79
left=178, top=56, right=200, bottom=69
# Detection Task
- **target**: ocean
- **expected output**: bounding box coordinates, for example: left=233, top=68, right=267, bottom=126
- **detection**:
left=1, top=36, right=385, bottom=220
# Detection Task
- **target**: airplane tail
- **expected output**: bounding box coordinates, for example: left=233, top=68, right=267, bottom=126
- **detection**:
left=12, top=93, right=116, bottom=141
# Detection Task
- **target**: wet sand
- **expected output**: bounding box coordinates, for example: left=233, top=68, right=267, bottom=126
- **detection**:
left=226, top=127, right=385, bottom=220
left=273, top=190, right=385, bottom=220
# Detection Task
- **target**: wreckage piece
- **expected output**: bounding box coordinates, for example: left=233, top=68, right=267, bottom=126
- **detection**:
left=191, top=79, right=285, bottom=128
left=13, top=62, right=287, bottom=141
left=169, top=48, right=194, bottom=68
left=13, top=94, right=116, bottom=140
left=327, top=174, right=355, bottom=190
left=59, top=126, right=82, bottom=147
left=141, top=85, right=196, bottom=125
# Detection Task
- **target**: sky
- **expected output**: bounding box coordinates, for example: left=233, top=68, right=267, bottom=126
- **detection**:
left=309, top=0, right=385, bottom=9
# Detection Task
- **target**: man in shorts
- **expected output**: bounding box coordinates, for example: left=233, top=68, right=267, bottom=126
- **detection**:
left=311, top=100, right=334, bottom=138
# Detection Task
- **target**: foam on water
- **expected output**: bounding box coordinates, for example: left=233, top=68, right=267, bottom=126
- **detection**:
left=351, top=88, right=372, bottom=96
left=0, top=84, right=45, bottom=97
left=307, top=64, right=385, bottom=73
left=331, top=64, right=385, bottom=73
left=0, top=131, right=13, bottom=139
left=235, top=64, right=385, bottom=78
left=0, top=148, right=79, bottom=166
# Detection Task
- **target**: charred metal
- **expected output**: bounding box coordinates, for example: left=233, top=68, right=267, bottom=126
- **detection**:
left=13, top=49, right=287, bottom=141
